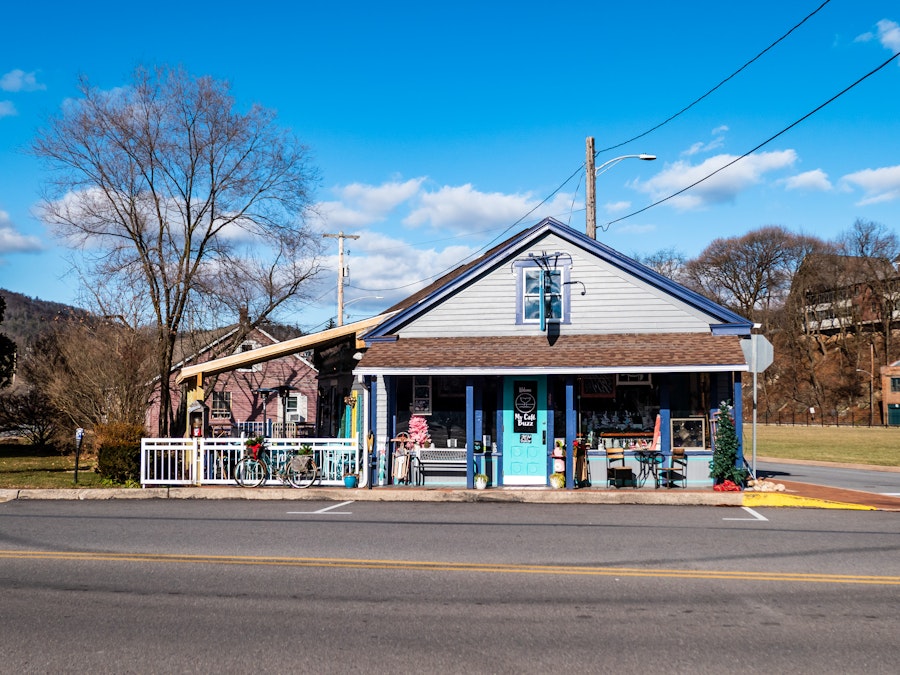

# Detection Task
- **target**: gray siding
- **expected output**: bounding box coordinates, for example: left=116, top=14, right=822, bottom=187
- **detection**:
left=398, top=232, right=715, bottom=338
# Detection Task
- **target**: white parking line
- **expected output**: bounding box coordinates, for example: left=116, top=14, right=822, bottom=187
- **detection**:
left=287, top=501, right=354, bottom=515
left=723, top=506, right=768, bottom=522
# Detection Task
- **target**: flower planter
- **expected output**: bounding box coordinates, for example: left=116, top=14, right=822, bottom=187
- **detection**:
left=343, top=475, right=358, bottom=488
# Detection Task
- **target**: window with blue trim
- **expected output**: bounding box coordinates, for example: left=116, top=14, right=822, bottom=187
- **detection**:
left=515, top=259, right=571, bottom=326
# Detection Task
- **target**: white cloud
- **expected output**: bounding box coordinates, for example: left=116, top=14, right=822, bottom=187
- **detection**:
left=856, top=19, right=900, bottom=56
left=0, top=211, right=43, bottom=255
left=840, top=165, right=900, bottom=205
left=604, top=200, right=631, bottom=214
left=876, top=19, right=900, bottom=52
left=782, top=169, right=832, bottom=192
left=682, top=126, right=728, bottom=157
left=630, top=150, right=798, bottom=211
left=337, top=178, right=424, bottom=215
left=0, top=69, right=46, bottom=92
left=0, top=101, right=16, bottom=117
left=313, top=178, right=425, bottom=230
left=404, top=184, right=572, bottom=232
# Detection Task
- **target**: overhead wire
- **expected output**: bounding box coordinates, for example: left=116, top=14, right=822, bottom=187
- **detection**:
left=307, top=0, right=852, bottom=308
left=604, top=49, right=900, bottom=229
left=594, top=0, right=834, bottom=155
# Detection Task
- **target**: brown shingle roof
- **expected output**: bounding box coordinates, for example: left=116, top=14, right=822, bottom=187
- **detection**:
left=357, top=333, right=747, bottom=371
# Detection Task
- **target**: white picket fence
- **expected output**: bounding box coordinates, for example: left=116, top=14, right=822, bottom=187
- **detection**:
left=140, top=437, right=360, bottom=487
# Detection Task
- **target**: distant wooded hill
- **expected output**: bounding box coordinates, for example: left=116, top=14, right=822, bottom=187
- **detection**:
left=0, top=289, right=88, bottom=349
left=0, top=288, right=307, bottom=351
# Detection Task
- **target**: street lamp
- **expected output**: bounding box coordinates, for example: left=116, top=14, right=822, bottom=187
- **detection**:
left=342, top=295, right=383, bottom=323
left=585, top=137, right=657, bottom=239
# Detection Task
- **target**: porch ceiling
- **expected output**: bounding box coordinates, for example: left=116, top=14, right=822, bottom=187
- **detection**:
left=355, top=333, right=749, bottom=374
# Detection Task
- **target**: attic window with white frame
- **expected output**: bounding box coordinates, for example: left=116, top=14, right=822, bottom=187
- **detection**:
left=236, top=339, right=261, bottom=372
left=514, top=256, right=572, bottom=327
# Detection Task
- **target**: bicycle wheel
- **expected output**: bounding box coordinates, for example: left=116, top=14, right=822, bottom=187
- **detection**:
left=234, top=456, right=267, bottom=488
left=285, top=455, right=318, bottom=489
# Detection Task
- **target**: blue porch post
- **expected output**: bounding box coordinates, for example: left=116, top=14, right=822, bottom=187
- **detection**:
left=466, top=378, right=475, bottom=489
left=494, top=383, right=503, bottom=485
left=565, top=376, right=575, bottom=489
left=658, top=374, right=671, bottom=452
left=733, top=372, right=744, bottom=468
left=367, top=376, right=378, bottom=490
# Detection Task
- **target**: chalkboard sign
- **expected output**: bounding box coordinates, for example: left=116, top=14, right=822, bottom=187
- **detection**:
left=513, top=380, right=538, bottom=433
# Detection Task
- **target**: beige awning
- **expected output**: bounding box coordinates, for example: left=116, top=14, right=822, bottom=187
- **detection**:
left=175, top=313, right=392, bottom=385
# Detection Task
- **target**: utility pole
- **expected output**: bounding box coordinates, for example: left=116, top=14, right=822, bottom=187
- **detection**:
left=585, top=136, right=596, bottom=239
left=323, top=231, right=360, bottom=326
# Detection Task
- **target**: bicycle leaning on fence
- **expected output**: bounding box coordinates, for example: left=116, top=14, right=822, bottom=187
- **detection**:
left=234, top=438, right=319, bottom=488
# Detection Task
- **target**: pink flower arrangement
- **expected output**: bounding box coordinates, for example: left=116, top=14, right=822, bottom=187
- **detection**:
left=407, top=415, right=432, bottom=448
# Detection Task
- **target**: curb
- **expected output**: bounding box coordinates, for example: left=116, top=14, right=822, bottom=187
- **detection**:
left=0, top=486, right=745, bottom=508
left=743, top=492, right=875, bottom=510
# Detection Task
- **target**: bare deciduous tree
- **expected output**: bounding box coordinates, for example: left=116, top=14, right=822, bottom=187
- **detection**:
left=836, top=218, right=900, bottom=365
left=684, top=226, right=825, bottom=328
left=631, top=247, right=687, bottom=283
left=33, top=66, right=322, bottom=435
left=22, top=321, right=157, bottom=429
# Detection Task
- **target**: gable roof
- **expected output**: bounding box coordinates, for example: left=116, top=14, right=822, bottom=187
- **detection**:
left=363, top=217, right=752, bottom=340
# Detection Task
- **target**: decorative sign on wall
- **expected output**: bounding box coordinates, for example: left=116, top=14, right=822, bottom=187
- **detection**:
left=580, top=375, right=615, bottom=398
left=513, top=380, right=538, bottom=433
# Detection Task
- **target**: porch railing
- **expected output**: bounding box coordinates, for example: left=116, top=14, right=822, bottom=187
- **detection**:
left=140, top=437, right=359, bottom=487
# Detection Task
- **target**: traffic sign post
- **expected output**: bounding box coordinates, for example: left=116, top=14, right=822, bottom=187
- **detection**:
left=741, top=335, right=774, bottom=478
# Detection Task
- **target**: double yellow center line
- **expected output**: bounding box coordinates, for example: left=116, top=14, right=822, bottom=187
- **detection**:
left=2, top=549, right=899, bottom=585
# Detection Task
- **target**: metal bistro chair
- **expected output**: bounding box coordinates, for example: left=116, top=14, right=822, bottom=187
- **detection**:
left=658, top=447, right=688, bottom=488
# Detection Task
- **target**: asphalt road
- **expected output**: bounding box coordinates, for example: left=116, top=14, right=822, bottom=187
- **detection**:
left=756, top=460, right=900, bottom=495
left=1, top=500, right=898, bottom=674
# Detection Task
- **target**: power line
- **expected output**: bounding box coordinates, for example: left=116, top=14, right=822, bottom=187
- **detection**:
left=604, top=49, right=900, bottom=229
left=595, top=0, right=834, bottom=156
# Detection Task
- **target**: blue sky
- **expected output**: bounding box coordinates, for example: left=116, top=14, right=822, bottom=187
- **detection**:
left=1, top=0, right=899, bottom=330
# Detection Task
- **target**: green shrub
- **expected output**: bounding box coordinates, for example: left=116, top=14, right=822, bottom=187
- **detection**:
left=94, top=423, right=144, bottom=484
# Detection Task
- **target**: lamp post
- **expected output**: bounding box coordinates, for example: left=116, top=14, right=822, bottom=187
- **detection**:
left=585, top=137, right=656, bottom=239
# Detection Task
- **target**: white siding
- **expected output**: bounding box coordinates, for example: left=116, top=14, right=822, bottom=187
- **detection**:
left=398, top=232, right=716, bottom=338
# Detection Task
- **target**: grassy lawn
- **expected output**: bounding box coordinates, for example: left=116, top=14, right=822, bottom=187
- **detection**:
left=0, top=444, right=106, bottom=489
left=748, top=424, right=900, bottom=467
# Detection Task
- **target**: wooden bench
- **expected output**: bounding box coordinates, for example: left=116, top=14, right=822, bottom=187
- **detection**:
left=413, top=448, right=468, bottom=484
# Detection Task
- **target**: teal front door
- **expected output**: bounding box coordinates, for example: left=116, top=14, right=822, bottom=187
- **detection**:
left=502, top=377, right=548, bottom=485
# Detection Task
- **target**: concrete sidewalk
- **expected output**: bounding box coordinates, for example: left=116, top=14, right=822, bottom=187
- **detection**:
left=2, top=481, right=897, bottom=510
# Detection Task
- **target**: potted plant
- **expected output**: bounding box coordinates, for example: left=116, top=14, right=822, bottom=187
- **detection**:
left=343, top=470, right=359, bottom=488
left=408, top=415, right=432, bottom=449
left=549, top=472, right=566, bottom=489
left=474, top=473, right=489, bottom=490
left=244, top=435, right=265, bottom=458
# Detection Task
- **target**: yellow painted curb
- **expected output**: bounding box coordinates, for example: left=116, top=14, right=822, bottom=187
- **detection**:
left=743, top=492, right=875, bottom=510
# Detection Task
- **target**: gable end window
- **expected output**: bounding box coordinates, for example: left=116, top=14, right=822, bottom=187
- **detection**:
left=891, top=377, right=900, bottom=393
left=514, top=259, right=572, bottom=326
left=236, top=340, right=261, bottom=372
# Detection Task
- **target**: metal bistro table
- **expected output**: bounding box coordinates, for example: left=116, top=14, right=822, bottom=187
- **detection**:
left=634, top=448, right=663, bottom=488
